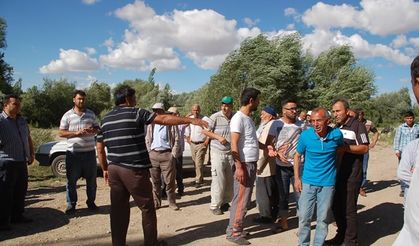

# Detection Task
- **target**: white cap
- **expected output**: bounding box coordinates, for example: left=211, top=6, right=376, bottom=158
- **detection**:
left=152, top=103, right=165, bottom=110
left=167, top=106, right=178, bottom=114
left=307, top=110, right=312, bottom=115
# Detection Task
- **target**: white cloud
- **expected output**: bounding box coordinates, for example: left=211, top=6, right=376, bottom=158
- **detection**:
left=302, top=29, right=411, bottom=65
left=286, top=24, right=295, bottom=30
left=302, top=0, right=419, bottom=36
left=244, top=17, right=260, bottom=28
left=85, top=47, right=96, bottom=55
left=391, top=35, right=408, bottom=48
left=82, top=0, right=100, bottom=5
left=284, top=8, right=297, bottom=16
left=410, top=37, right=419, bottom=47
left=40, top=49, right=100, bottom=74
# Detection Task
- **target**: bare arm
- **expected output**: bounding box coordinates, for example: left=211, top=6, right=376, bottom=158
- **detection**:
left=96, top=141, right=109, bottom=185
left=293, top=152, right=302, bottom=192
left=369, top=131, right=380, bottom=149
left=202, top=129, right=226, bottom=145
left=231, top=132, right=247, bottom=185
left=28, top=134, right=35, bottom=165
left=153, top=114, right=208, bottom=129
left=345, top=144, right=369, bottom=155
left=58, top=128, right=97, bottom=138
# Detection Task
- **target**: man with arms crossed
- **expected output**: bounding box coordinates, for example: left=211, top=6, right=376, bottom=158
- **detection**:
left=226, top=88, right=260, bottom=245
left=96, top=85, right=208, bottom=246
left=294, top=107, right=343, bottom=246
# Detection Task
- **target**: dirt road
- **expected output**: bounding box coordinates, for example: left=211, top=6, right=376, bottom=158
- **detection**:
left=1, top=142, right=404, bottom=245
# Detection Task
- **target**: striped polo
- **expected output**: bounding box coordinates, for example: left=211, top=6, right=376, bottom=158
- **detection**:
left=0, top=111, right=31, bottom=162
left=59, top=108, right=98, bottom=152
left=96, top=106, right=156, bottom=169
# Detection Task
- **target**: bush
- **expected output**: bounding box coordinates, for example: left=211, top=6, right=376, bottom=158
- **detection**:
left=30, top=127, right=55, bottom=150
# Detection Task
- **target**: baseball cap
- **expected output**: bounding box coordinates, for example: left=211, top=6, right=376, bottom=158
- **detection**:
left=263, top=105, right=277, bottom=117
left=221, top=96, right=233, bottom=104
left=167, top=106, right=179, bottom=114
left=152, top=103, right=165, bottom=110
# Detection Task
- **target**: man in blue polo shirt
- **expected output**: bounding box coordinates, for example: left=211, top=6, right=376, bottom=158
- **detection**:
left=294, top=107, right=343, bottom=246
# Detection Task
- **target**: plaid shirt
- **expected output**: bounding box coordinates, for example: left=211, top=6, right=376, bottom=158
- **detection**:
left=393, top=123, right=419, bottom=153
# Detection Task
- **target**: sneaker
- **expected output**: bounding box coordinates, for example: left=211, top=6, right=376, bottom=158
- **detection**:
left=227, top=237, right=251, bottom=245
left=65, top=206, right=76, bottom=215
left=220, top=203, right=230, bottom=212
left=253, top=216, right=272, bottom=224
left=11, top=215, right=33, bottom=224
left=169, top=203, right=179, bottom=211
left=359, top=187, right=367, bottom=197
left=211, top=208, right=223, bottom=215
left=87, top=203, right=99, bottom=211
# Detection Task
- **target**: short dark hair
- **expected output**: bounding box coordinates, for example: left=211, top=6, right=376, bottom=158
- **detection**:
left=114, top=85, right=136, bottom=106
left=281, top=99, right=297, bottom=108
left=73, top=90, right=86, bottom=98
left=2, top=94, right=20, bottom=107
left=332, top=97, right=350, bottom=109
left=240, top=87, right=261, bottom=106
left=411, top=55, right=419, bottom=80
left=404, top=110, right=414, bottom=118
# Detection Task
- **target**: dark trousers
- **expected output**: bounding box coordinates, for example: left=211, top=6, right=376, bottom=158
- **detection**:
left=332, top=179, right=361, bottom=246
left=0, top=161, right=28, bottom=226
left=175, top=156, right=184, bottom=193
left=108, top=164, right=157, bottom=246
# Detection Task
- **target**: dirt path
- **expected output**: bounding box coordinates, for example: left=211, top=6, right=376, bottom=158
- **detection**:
left=1, top=143, right=404, bottom=246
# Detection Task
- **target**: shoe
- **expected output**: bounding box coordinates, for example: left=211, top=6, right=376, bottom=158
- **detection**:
left=169, top=203, right=179, bottom=211
left=253, top=216, right=272, bottom=224
left=11, top=215, right=33, bottom=224
left=177, top=190, right=184, bottom=196
left=227, top=237, right=251, bottom=245
left=220, top=203, right=230, bottom=212
left=359, top=187, right=367, bottom=197
left=324, top=236, right=344, bottom=246
left=0, top=223, right=12, bottom=231
left=400, top=191, right=404, bottom=197
left=65, top=206, right=76, bottom=215
left=87, top=203, right=99, bottom=211
left=211, top=208, right=223, bottom=215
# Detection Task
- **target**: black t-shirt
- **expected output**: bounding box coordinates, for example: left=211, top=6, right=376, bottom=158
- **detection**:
left=336, top=117, right=369, bottom=183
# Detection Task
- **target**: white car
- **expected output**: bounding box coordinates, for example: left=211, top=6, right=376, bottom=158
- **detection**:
left=35, top=140, right=194, bottom=178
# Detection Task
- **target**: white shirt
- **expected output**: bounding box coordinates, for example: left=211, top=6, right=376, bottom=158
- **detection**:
left=274, top=119, right=305, bottom=167
left=185, top=115, right=210, bottom=142
left=230, top=111, right=258, bottom=162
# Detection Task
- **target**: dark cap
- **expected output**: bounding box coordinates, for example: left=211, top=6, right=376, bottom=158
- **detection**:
left=221, top=96, right=233, bottom=104
left=263, top=105, right=277, bottom=117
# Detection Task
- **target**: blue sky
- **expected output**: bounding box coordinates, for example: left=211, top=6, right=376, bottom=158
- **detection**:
left=1, top=0, right=419, bottom=97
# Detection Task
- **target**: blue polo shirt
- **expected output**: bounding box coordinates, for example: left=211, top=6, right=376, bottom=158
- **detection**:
left=296, top=127, right=343, bottom=186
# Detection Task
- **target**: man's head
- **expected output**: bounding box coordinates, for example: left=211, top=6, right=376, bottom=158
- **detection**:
left=411, top=55, right=419, bottom=103
left=191, top=104, right=201, bottom=118
left=357, top=109, right=365, bottom=121
left=260, top=105, right=277, bottom=122
left=310, top=107, right=329, bottom=137
left=220, top=96, right=234, bottom=117
left=152, top=103, right=166, bottom=115
left=403, top=110, right=415, bottom=127
left=168, top=106, right=179, bottom=116
left=281, top=99, right=298, bottom=122
left=2, top=94, right=21, bottom=117
left=240, top=87, right=261, bottom=111
left=72, top=90, right=87, bottom=110
left=114, top=85, right=136, bottom=106
left=299, top=110, right=307, bottom=121
left=332, top=98, right=350, bottom=125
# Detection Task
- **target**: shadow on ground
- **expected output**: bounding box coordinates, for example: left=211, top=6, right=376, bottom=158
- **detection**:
left=365, top=179, right=399, bottom=194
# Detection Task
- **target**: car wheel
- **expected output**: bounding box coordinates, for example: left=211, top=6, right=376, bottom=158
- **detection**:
left=51, top=155, right=66, bottom=178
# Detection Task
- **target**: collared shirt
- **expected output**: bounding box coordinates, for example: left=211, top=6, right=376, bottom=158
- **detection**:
left=297, top=127, right=343, bottom=186
left=185, top=115, right=209, bottom=142
left=274, top=119, right=306, bottom=167
left=207, top=110, right=234, bottom=152
left=393, top=122, right=419, bottom=153
left=337, top=116, right=369, bottom=183
left=59, top=108, right=98, bottom=152
left=0, top=111, right=31, bottom=162
left=150, top=124, right=171, bottom=151
left=397, top=138, right=419, bottom=184
left=96, top=106, right=156, bottom=169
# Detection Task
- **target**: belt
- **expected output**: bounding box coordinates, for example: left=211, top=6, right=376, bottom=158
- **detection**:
left=152, top=149, right=171, bottom=153
left=191, top=141, right=205, bottom=144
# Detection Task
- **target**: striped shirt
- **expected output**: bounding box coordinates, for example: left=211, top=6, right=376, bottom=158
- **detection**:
left=207, top=111, right=234, bottom=152
left=96, top=106, right=156, bottom=169
left=60, top=108, right=98, bottom=152
left=393, top=123, right=419, bottom=153
left=0, top=111, right=31, bottom=162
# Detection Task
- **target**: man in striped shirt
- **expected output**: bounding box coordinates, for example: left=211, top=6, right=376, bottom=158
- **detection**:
left=96, top=85, right=208, bottom=246
left=59, top=90, right=99, bottom=215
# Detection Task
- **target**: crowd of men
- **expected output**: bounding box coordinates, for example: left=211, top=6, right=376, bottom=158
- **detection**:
left=1, top=55, right=419, bottom=246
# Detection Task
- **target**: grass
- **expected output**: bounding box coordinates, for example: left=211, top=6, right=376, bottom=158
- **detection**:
left=28, top=162, right=66, bottom=189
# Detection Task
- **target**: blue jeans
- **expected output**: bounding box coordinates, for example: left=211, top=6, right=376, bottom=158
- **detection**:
left=277, top=165, right=301, bottom=218
left=361, top=152, right=369, bottom=187
left=298, top=183, right=334, bottom=246
left=66, top=150, right=97, bottom=207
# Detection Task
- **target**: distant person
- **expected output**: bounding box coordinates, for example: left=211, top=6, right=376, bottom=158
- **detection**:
left=0, top=95, right=35, bottom=231
left=393, top=55, right=419, bottom=246
left=203, top=96, right=235, bottom=215
left=145, top=103, right=181, bottom=211
left=96, top=85, right=208, bottom=246
left=294, top=107, right=343, bottom=246
left=357, top=109, right=380, bottom=197
left=326, top=98, right=369, bottom=246
left=59, top=90, right=99, bottom=215
left=185, top=104, right=210, bottom=188
left=226, top=88, right=261, bottom=245
left=298, top=110, right=307, bottom=122
left=254, top=105, right=279, bottom=224
left=393, top=110, right=419, bottom=197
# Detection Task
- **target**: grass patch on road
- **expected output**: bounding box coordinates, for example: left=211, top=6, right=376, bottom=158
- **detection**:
left=28, top=162, right=65, bottom=189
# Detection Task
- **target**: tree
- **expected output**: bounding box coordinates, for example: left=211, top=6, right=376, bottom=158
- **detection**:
left=0, top=18, right=14, bottom=95
left=85, top=81, right=111, bottom=117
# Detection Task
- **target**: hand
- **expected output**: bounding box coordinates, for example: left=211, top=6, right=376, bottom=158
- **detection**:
left=256, top=169, right=262, bottom=175
left=277, top=151, right=288, bottom=163
left=103, top=170, right=109, bottom=186
left=218, top=137, right=227, bottom=145
left=395, top=152, right=401, bottom=159
left=267, top=145, right=277, bottom=157
left=191, top=118, right=209, bottom=129
left=369, top=143, right=376, bottom=149
left=294, top=178, right=302, bottom=193
left=28, top=154, right=35, bottom=165
left=235, top=164, right=247, bottom=185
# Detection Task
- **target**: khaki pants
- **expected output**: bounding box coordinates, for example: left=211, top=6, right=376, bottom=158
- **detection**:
left=149, top=150, right=176, bottom=207
left=190, top=142, right=207, bottom=183
left=210, top=149, right=233, bottom=209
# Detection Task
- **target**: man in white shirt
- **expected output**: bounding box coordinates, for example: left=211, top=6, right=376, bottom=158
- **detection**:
left=226, top=88, right=261, bottom=245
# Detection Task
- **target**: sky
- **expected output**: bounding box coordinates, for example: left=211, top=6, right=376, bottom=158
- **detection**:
left=1, top=0, right=419, bottom=97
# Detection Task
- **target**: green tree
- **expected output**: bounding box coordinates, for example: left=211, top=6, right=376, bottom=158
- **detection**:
left=85, top=81, right=111, bottom=117
left=0, top=18, right=14, bottom=95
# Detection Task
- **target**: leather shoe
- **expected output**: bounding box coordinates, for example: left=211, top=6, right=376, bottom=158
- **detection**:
left=65, top=206, right=76, bottom=215
left=87, top=203, right=99, bottom=211
left=11, top=215, right=33, bottom=224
